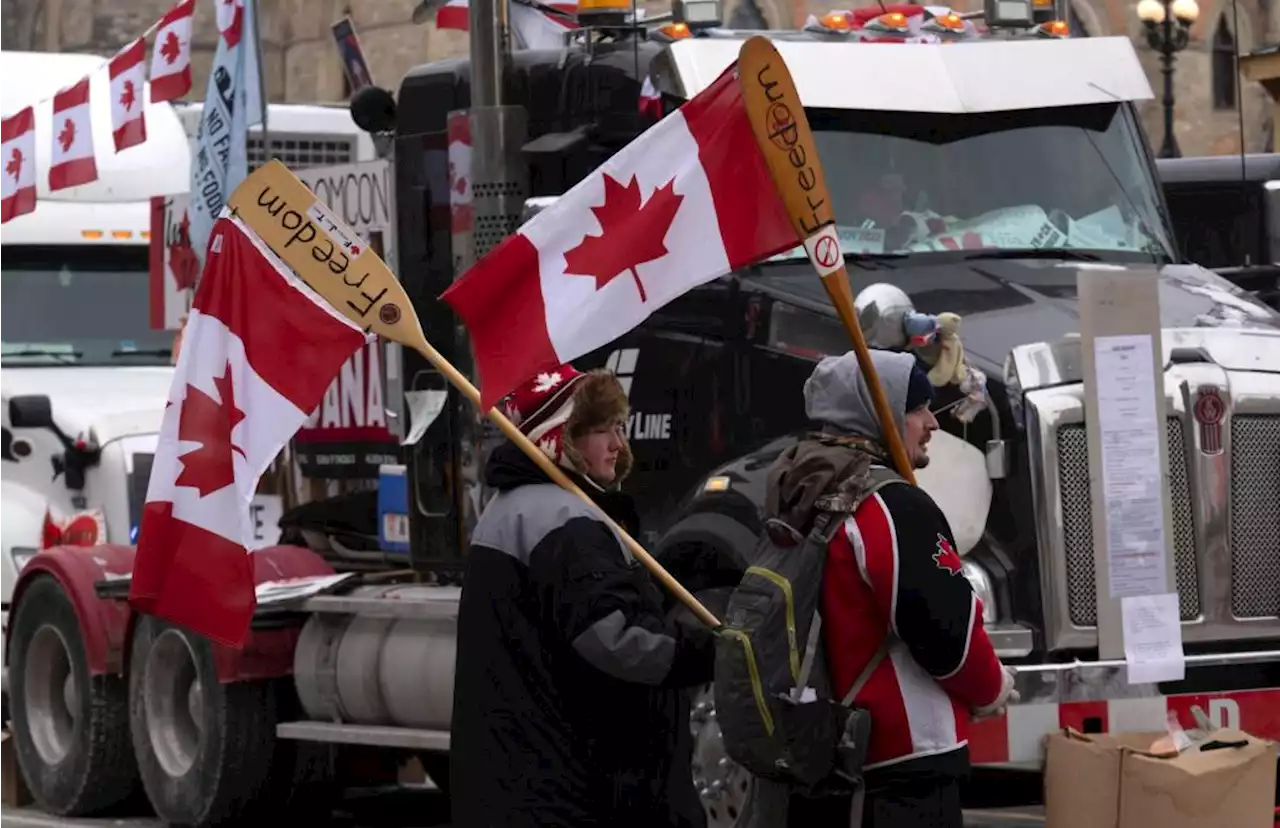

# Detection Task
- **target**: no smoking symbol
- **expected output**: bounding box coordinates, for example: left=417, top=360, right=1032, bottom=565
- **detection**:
left=814, top=235, right=839, bottom=268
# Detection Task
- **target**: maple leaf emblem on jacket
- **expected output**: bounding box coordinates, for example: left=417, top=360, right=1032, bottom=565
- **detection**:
left=57, top=119, right=76, bottom=153
left=176, top=362, right=246, bottom=497
left=562, top=173, right=684, bottom=303
left=933, top=534, right=963, bottom=576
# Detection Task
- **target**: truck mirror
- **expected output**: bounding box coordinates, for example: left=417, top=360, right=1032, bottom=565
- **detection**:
left=9, top=395, right=54, bottom=430
left=350, top=86, right=397, bottom=134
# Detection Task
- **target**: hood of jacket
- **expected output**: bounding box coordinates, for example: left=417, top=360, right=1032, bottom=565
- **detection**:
left=483, top=440, right=641, bottom=538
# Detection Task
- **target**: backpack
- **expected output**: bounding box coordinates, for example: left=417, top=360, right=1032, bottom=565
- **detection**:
left=713, top=466, right=904, bottom=795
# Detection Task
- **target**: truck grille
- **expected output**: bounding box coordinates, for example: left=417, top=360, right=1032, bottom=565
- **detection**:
left=1229, top=416, right=1280, bottom=619
left=1056, top=418, right=1201, bottom=626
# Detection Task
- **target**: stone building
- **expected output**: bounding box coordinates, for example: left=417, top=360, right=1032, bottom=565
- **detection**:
left=2, top=0, right=1278, bottom=156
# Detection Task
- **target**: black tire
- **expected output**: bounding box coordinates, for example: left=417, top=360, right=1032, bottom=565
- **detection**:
left=128, top=615, right=283, bottom=826
left=7, top=574, right=140, bottom=815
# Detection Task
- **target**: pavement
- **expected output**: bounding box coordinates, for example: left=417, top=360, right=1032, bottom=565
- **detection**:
left=1, top=802, right=1046, bottom=828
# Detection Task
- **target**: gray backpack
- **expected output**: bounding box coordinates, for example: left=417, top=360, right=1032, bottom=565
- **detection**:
left=713, top=467, right=903, bottom=795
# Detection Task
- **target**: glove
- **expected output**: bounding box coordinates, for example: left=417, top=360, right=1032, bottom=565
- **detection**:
left=971, top=665, right=1020, bottom=721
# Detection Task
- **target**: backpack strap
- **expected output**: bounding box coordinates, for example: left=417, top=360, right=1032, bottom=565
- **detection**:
left=840, top=636, right=893, bottom=707
left=794, top=467, right=908, bottom=695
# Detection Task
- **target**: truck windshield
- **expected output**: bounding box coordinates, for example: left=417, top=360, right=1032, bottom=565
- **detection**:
left=2, top=245, right=174, bottom=367
left=769, top=101, right=1175, bottom=264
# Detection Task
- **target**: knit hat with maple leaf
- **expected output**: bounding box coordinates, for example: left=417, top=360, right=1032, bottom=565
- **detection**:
left=503, top=364, right=632, bottom=485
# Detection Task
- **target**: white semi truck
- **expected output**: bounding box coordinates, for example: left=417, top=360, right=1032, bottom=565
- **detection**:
left=5, top=4, right=1279, bottom=827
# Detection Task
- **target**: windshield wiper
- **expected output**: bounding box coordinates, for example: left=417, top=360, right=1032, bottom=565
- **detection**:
left=111, top=348, right=173, bottom=358
left=2, top=348, right=83, bottom=363
left=963, top=248, right=1103, bottom=262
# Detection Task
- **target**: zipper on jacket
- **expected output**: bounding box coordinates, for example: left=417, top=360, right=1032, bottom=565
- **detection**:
left=744, top=566, right=800, bottom=683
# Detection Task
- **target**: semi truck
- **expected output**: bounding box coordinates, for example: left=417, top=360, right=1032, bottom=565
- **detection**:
left=5, top=3, right=1279, bottom=827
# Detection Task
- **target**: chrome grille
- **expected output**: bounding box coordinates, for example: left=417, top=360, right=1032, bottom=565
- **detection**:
left=248, top=136, right=355, bottom=170
left=1057, top=418, right=1201, bottom=626
left=1229, top=415, right=1280, bottom=619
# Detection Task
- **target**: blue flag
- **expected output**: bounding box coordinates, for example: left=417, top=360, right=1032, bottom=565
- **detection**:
left=187, top=0, right=265, bottom=268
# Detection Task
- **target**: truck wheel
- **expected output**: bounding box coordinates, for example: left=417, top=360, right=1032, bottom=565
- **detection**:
left=7, top=574, right=139, bottom=815
left=690, top=683, right=752, bottom=828
left=127, top=616, right=279, bottom=826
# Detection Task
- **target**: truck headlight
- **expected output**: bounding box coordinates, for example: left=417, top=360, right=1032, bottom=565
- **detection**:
left=961, top=560, right=998, bottom=624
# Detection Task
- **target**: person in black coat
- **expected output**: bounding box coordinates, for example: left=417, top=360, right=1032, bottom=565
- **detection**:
left=449, top=363, right=716, bottom=828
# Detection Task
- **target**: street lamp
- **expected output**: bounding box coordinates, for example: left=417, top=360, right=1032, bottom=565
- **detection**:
left=1136, top=0, right=1200, bottom=158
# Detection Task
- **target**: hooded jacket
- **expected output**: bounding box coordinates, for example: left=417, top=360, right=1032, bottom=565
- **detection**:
left=449, top=440, right=716, bottom=828
left=770, top=350, right=1005, bottom=776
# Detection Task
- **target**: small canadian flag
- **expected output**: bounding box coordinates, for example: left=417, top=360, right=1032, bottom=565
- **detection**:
left=110, top=38, right=148, bottom=152
left=149, top=0, right=195, bottom=103
left=1, top=106, right=37, bottom=224
left=49, top=78, right=98, bottom=192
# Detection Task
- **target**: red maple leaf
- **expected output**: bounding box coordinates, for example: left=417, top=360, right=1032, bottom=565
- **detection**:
left=160, top=30, right=183, bottom=65
left=175, top=362, right=246, bottom=497
left=57, top=118, right=76, bottom=153
left=933, top=534, right=964, bottom=576
left=169, top=212, right=200, bottom=291
left=562, top=173, right=684, bottom=303
left=6, top=148, right=22, bottom=182
left=120, top=79, right=137, bottom=111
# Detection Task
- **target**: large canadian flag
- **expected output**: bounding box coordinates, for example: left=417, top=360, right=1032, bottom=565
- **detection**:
left=149, top=0, right=195, bottom=103
left=49, top=78, right=98, bottom=191
left=441, top=62, right=798, bottom=409
left=129, top=214, right=369, bottom=647
left=1, top=106, right=37, bottom=223
left=109, top=38, right=148, bottom=152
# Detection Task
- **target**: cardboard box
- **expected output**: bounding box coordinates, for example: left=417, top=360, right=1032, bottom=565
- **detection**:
left=1044, top=728, right=1277, bottom=828
left=1, top=730, right=33, bottom=808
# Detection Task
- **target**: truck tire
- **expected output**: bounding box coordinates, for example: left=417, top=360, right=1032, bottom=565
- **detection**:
left=127, top=615, right=281, bottom=826
left=6, top=574, right=140, bottom=815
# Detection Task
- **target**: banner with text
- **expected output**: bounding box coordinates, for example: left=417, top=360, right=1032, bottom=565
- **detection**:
left=290, top=159, right=399, bottom=479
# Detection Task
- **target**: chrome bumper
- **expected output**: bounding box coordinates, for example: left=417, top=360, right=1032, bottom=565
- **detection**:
left=1007, top=648, right=1280, bottom=706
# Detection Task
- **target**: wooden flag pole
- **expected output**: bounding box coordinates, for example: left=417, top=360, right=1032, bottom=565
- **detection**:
left=226, top=161, right=721, bottom=629
left=735, top=36, right=918, bottom=487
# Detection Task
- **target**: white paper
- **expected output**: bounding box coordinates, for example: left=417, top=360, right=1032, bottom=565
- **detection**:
left=1122, top=593, right=1186, bottom=684
left=401, top=389, right=448, bottom=446
left=1095, top=334, right=1170, bottom=599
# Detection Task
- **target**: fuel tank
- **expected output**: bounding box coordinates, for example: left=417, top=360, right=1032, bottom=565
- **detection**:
left=292, top=584, right=459, bottom=730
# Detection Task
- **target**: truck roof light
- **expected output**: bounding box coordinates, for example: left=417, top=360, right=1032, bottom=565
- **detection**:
left=1036, top=19, right=1070, bottom=36
left=866, top=11, right=912, bottom=32
left=922, top=11, right=966, bottom=32
left=81, top=230, right=104, bottom=240
left=820, top=10, right=855, bottom=30
left=654, top=21, right=692, bottom=39
left=112, top=230, right=133, bottom=240
left=576, top=0, right=631, bottom=24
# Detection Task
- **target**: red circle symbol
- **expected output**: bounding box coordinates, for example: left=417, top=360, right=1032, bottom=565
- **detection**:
left=814, top=235, right=839, bottom=268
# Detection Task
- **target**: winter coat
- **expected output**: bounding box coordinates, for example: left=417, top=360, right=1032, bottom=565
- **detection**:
left=768, top=436, right=1006, bottom=778
left=449, top=440, right=716, bottom=828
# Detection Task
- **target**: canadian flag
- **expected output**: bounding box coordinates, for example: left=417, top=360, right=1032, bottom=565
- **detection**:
left=639, top=76, right=662, bottom=119
left=1, top=106, right=37, bottom=223
left=128, top=214, right=369, bottom=648
left=49, top=78, right=98, bottom=192
left=436, top=0, right=578, bottom=49
left=441, top=62, right=798, bottom=409
left=448, top=111, right=473, bottom=234
left=217, top=0, right=245, bottom=47
left=149, top=0, right=195, bottom=103
left=110, top=38, right=148, bottom=152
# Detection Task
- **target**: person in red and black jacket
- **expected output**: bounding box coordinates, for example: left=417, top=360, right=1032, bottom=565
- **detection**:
left=766, top=349, right=1018, bottom=828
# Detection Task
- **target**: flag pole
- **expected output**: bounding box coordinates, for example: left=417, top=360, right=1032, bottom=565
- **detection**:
left=734, top=36, right=918, bottom=486
left=225, top=163, right=722, bottom=630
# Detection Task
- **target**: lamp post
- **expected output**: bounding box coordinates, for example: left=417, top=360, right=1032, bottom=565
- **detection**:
left=1136, top=0, right=1201, bottom=158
